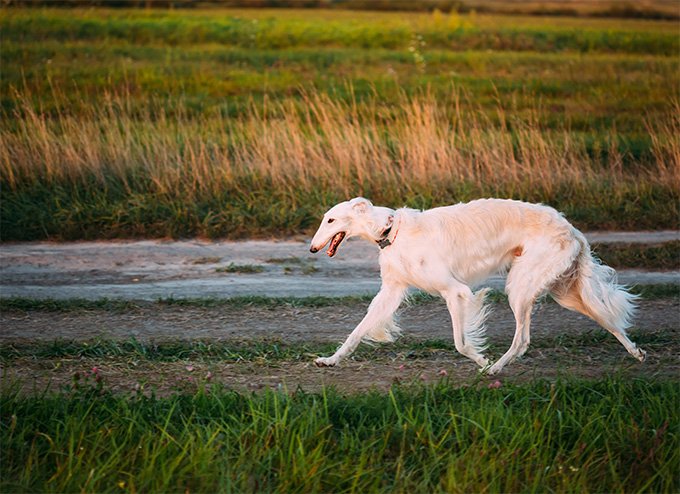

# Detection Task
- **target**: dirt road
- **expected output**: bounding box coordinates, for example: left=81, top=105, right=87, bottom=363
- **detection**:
left=1, top=232, right=678, bottom=394
left=2, top=294, right=678, bottom=394
left=1, top=231, right=679, bottom=300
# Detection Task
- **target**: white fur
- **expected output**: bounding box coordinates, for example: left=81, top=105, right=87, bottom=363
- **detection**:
left=309, top=197, right=644, bottom=374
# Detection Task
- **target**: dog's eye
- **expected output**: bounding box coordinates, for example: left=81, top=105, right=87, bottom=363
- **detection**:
left=327, top=218, right=335, bottom=224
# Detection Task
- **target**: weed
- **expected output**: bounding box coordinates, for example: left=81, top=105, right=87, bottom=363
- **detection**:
left=192, top=256, right=222, bottom=265
left=215, top=263, right=264, bottom=274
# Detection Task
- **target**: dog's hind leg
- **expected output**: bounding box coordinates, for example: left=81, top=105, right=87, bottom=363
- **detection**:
left=488, top=240, right=581, bottom=375
left=551, top=278, right=645, bottom=362
left=314, top=282, right=407, bottom=367
left=442, top=284, right=490, bottom=369
left=487, top=289, right=534, bottom=375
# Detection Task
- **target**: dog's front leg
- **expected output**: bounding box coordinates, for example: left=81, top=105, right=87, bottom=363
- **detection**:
left=315, top=283, right=407, bottom=367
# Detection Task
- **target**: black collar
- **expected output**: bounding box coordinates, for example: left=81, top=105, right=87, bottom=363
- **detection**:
left=376, top=225, right=392, bottom=249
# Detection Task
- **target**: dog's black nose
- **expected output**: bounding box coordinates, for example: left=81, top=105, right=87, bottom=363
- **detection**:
left=310, top=246, right=318, bottom=253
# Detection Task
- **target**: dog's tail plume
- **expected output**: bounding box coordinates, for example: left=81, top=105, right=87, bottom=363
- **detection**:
left=578, top=243, right=638, bottom=332
left=555, top=233, right=638, bottom=334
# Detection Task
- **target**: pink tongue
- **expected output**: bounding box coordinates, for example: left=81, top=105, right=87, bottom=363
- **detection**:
left=327, top=232, right=344, bottom=256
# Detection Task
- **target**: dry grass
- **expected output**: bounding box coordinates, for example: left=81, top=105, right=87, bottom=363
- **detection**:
left=3, top=88, right=678, bottom=192
left=1, top=87, right=678, bottom=238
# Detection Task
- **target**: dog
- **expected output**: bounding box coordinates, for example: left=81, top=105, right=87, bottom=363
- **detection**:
left=309, top=197, right=645, bottom=374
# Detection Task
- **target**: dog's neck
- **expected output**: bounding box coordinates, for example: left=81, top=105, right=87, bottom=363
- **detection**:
left=352, top=206, right=399, bottom=248
left=377, top=222, right=393, bottom=249
left=373, top=208, right=398, bottom=249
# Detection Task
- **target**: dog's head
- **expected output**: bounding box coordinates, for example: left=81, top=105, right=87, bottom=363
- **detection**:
left=309, top=197, right=373, bottom=257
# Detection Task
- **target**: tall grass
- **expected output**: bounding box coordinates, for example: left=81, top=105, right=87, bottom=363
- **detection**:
left=1, top=378, right=678, bottom=493
left=1, top=88, right=678, bottom=239
left=2, top=8, right=678, bottom=238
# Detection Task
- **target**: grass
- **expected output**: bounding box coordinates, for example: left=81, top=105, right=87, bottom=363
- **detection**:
left=1, top=377, right=678, bottom=493
left=0, top=323, right=676, bottom=363
left=592, top=241, right=680, bottom=270
left=0, top=337, right=340, bottom=363
left=2, top=89, right=678, bottom=239
left=1, top=8, right=679, bottom=239
left=0, top=284, right=677, bottom=313
left=215, top=262, right=265, bottom=274
left=3, top=8, right=677, bottom=129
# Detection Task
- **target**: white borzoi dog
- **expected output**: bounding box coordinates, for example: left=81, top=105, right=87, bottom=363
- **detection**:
left=309, top=197, right=645, bottom=375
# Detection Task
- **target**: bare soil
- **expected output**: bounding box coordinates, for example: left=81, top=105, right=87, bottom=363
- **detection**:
left=1, top=234, right=678, bottom=394
left=1, top=234, right=679, bottom=300
left=2, top=298, right=678, bottom=395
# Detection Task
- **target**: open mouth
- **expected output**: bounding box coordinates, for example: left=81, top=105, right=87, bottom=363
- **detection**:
left=327, top=232, right=346, bottom=257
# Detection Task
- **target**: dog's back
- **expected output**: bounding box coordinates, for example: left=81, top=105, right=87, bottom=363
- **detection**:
left=391, top=198, right=576, bottom=286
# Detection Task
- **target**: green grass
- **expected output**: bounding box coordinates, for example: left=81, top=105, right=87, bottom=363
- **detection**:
left=1, top=378, right=678, bottom=493
left=0, top=337, right=340, bottom=363
left=215, top=262, right=265, bottom=274
left=0, top=325, right=675, bottom=364
left=0, top=294, right=375, bottom=312
left=0, top=284, right=677, bottom=314
left=593, top=241, right=680, bottom=270
left=3, top=9, right=677, bottom=131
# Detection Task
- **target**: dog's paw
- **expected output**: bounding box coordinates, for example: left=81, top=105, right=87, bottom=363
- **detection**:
left=486, top=363, right=503, bottom=376
left=314, top=356, right=337, bottom=367
left=635, top=348, right=647, bottom=362
left=477, top=362, right=492, bottom=375
left=475, top=356, right=490, bottom=369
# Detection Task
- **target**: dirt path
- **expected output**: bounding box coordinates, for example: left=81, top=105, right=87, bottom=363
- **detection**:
left=1, top=232, right=679, bottom=300
left=2, top=298, right=678, bottom=394
left=1, top=233, right=678, bottom=394
left=1, top=298, right=678, bottom=343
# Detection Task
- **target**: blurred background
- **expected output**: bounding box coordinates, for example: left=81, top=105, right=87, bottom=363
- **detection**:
left=2, top=0, right=678, bottom=240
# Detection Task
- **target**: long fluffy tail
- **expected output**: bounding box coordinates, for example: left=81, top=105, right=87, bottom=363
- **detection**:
left=572, top=234, right=638, bottom=332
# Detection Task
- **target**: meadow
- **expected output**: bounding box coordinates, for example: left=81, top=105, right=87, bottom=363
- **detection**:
left=1, top=7, right=679, bottom=239
left=2, top=377, right=678, bottom=493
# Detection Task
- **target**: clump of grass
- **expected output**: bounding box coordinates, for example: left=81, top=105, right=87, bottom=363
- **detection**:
left=267, top=256, right=320, bottom=275
left=215, top=263, right=264, bottom=274
left=192, top=256, right=222, bottom=265
left=1, top=378, right=678, bottom=493
left=266, top=256, right=304, bottom=264
left=594, top=241, right=680, bottom=270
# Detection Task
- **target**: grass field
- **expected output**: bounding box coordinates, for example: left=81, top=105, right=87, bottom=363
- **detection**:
left=2, top=377, right=678, bottom=493
left=2, top=7, right=679, bottom=239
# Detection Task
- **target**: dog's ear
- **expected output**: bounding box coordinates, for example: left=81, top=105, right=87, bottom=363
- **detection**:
left=350, top=197, right=372, bottom=214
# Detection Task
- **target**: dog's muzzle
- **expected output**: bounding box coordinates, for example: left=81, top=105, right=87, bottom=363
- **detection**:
left=310, top=232, right=346, bottom=257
